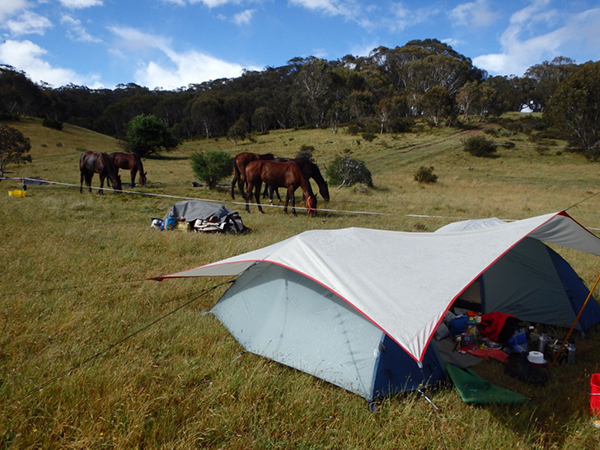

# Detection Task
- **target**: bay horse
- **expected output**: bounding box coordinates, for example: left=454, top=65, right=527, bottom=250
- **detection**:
left=263, top=157, right=330, bottom=203
left=231, top=152, right=275, bottom=199
left=79, top=151, right=122, bottom=194
left=244, top=160, right=317, bottom=217
left=109, top=152, right=147, bottom=187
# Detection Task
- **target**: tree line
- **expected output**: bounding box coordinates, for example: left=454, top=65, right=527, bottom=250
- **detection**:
left=1, top=38, right=599, bottom=153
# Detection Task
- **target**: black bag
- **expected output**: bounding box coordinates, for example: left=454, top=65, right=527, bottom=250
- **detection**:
left=504, top=352, right=549, bottom=385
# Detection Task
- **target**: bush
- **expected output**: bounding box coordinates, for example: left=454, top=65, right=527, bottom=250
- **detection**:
left=42, top=118, right=63, bottom=130
left=326, top=156, right=373, bottom=188
left=414, top=166, right=438, bottom=183
left=361, top=132, right=377, bottom=142
left=345, top=124, right=361, bottom=135
left=463, top=135, right=497, bottom=157
left=190, top=150, right=232, bottom=189
left=296, top=145, right=315, bottom=161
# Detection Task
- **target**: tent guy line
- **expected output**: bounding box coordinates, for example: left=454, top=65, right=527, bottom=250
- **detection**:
left=16, top=279, right=233, bottom=402
left=5, top=176, right=600, bottom=229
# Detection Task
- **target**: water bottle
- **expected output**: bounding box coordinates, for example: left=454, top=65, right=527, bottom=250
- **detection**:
left=538, top=333, right=548, bottom=353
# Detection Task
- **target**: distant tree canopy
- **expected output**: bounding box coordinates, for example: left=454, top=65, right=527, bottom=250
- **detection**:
left=0, top=124, right=32, bottom=178
left=0, top=40, right=598, bottom=145
left=125, top=114, right=180, bottom=157
left=545, top=61, right=600, bottom=154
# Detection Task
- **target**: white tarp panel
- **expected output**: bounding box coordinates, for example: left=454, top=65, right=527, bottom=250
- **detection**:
left=160, top=211, right=600, bottom=362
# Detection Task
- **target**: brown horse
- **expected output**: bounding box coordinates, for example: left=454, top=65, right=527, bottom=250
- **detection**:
left=231, top=152, right=274, bottom=199
left=79, top=151, right=122, bottom=194
left=109, top=152, right=147, bottom=187
left=264, top=157, right=330, bottom=203
left=244, top=160, right=317, bottom=217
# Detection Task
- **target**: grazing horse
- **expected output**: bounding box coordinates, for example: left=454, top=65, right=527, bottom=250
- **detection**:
left=109, top=152, right=147, bottom=187
left=79, top=151, right=122, bottom=194
left=244, top=160, right=317, bottom=217
left=264, top=157, right=330, bottom=203
left=231, top=152, right=275, bottom=199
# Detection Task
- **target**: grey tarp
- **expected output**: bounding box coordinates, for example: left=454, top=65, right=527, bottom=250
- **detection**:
left=162, top=200, right=246, bottom=233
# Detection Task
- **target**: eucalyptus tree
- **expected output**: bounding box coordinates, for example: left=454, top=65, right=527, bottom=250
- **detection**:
left=524, top=56, right=577, bottom=110
left=545, top=61, right=600, bottom=152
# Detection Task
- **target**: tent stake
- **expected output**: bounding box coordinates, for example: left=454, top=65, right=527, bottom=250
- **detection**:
left=548, top=272, right=600, bottom=371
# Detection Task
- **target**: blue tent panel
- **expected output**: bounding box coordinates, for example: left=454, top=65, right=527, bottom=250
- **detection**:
left=371, top=334, right=446, bottom=398
left=547, top=246, right=600, bottom=330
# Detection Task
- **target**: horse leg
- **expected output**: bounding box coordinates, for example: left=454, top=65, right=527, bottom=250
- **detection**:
left=231, top=172, right=238, bottom=199
left=98, top=174, right=105, bottom=195
left=254, top=182, right=264, bottom=214
left=130, top=167, right=137, bottom=188
left=289, top=188, right=297, bottom=216
left=80, top=170, right=84, bottom=194
left=245, top=181, right=252, bottom=213
left=86, top=173, right=93, bottom=194
left=238, top=175, right=247, bottom=198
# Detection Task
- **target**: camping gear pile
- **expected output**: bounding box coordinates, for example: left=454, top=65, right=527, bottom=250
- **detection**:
left=152, top=200, right=248, bottom=234
left=441, top=309, right=553, bottom=386
left=157, top=211, right=600, bottom=402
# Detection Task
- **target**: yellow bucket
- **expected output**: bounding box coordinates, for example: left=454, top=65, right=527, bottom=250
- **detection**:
left=8, top=189, right=26, bottom=197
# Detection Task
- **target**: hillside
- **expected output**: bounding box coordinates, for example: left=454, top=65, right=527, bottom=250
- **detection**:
left=1, top=117, right=600, bottom=449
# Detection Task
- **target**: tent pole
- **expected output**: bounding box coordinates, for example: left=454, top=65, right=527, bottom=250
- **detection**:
left=548, top=272, right=600, bottom=371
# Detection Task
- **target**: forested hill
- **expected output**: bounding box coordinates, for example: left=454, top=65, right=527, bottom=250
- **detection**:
left=0, top=38, right=596, bottom=151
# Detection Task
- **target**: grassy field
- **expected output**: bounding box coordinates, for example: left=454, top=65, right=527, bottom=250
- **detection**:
left=2, top=116, right=600, bottom=449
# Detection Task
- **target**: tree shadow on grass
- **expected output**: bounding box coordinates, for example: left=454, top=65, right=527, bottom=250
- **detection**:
left=146, top=154, right=189, bottom=161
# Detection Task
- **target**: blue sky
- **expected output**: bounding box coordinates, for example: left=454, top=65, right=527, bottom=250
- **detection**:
left=1, top=0, right=599, bottom=90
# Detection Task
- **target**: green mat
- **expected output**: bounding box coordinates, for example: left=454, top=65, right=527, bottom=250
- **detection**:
left=445, top=363, right=531, bottom=404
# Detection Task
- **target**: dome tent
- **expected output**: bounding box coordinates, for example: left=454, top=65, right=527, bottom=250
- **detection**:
left=158, top=211, right=600, bottom=399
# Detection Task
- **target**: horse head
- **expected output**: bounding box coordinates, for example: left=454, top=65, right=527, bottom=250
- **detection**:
left=305, top=195, right=318, bottom=217
left=140, top=171, right=147, bottom=187
left=112, top=174, right=122, bottom=193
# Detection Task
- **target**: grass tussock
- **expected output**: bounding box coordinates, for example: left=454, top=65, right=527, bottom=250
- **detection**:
left=2, top=117, right=600, bottom=448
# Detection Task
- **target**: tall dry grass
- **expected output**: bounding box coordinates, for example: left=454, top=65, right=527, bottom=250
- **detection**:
left=1, top=116, right=600, bottom=449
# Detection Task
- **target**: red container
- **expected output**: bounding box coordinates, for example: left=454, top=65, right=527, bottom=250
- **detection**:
left=590, top=373, right=600, bottom=415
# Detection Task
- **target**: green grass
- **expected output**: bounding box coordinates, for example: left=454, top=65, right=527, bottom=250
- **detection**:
left=2, top=117, right=600, bottom=449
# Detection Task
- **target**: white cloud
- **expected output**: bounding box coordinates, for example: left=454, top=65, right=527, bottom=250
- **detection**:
left=167, top=0, right=237, bottom=7
left=61, top=14, right=102, bottom=42
left=383, top=3, right=440, bottom=33
left=58, top=0, right=103, bottom=9
left=0, top=0, right=29, bottom=21
left=449, top=0, right=497, bottom=28
left=233, top=8, right=254, bottom=25
left=473, top=3, right=600, bottom=76
left=0, top=39, right=102, bottom=87
left=289, top=0, right=364, bottom=24
left=110, top=26, right=259, bottom=89
left=4, top=10, right=52, bottom=36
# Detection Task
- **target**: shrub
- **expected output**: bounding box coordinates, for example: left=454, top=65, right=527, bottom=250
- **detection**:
left=345, top=124, right=361, bottom=135
left=227, top=118, right=248, bottom=144
left=296, top=145, right=315, bottom=161
left=414, top=166, right=438, bottom=184
left=42, top=118, right=63, bottom=130
left=361, top=132, right=377, bottom=142
left=326, top=156, right=373, bottom=188
left=463, top=135, right=497, bottom=157
left=190, top=150, right=232, bottom=189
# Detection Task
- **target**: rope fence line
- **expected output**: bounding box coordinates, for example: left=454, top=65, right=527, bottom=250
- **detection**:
left=3, top=176, right=600, bottom=229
